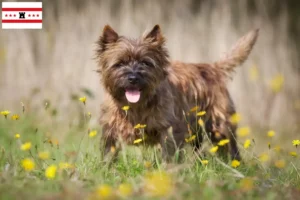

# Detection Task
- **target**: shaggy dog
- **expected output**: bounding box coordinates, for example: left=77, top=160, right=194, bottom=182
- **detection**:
left=96, top=25, right=258, bottom=161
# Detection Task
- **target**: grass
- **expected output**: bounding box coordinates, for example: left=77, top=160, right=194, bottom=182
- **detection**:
left=0, top=101, right=300, bottom=200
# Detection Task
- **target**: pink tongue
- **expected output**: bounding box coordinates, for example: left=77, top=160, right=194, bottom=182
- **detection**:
left=125, top=90, right=141, bottom=103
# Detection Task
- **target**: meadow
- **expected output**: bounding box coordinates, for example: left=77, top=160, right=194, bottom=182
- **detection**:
left=0, top=0, right=300, bottom=199
left=0, top=97, right=300, bottom=200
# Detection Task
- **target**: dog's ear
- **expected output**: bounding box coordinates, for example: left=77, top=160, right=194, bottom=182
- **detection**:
left=97, top=25, right=119, bottom=53
left=144, top=25, right=165, bottom=44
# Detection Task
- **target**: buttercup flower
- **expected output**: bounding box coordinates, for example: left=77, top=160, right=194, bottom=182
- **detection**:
left=38, top=151, right=50, bottom=160
left=185, top=135, right=196, bottom=143
left=201, top=160, right=209, bottom=165
left=89, top=130, right=97, bottom=138
left=45, top=165, right=57, bottom=179
left=231, top=160, right=240, bottom=168
left=0, top=110, right=10, bottom=118
left=144, top=171, right=173, bottom=197
left=79, top=96, right=87, bottom=105
left=269, top=74, right=284, bottom=93
left=14, top=133, right=20, bottom=139
left=134, top=138, right=143, bottom=144
left=21, top=158, right=35, bottom=171
left=144, top=161, right=152, bottom=168
left=237, top=126, right=250, bottom=137
left=140, top=124, right=147, bottom=128
left=259, top=153, right=269, bottom=162
left=134, top=124, right=141, bottom=129
left=267, top=130, right=275, bottom=138
left=20, top=142, right=32, bottom=151
left=289, top=152, right=297, bottom=157
left=230, top=113, right=241, bottom=124
left=11, top=114, right=20, bottom=120
left=198, top=119, right=204, bottom=127
left=190, top=106, right=199, bottom=112
left=196, top=111, right=206, bottom=116
left=243, top=139, right=251, bottom=149
left=274, top=160, right=285, bottom=169
left=292, top=140, right=300, bottom=147
left=118, top=183, right=133, bottom=198
left=218, top=139, right=230, bottom=146
left=122, top=106, right=130, bottom=111
left=96, top=184, right=113, bottom=199
left=209, top=146, right=219, bottom=154
left=59, top=162, right=74, bottom=169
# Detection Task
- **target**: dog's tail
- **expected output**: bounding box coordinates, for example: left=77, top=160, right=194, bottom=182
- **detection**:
left=214, top=29, right=259, bottom=77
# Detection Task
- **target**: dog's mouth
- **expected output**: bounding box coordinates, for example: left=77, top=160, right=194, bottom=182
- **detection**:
left=125, top=88, right=141, bottom=103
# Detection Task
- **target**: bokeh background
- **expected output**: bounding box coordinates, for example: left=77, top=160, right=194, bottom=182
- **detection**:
left=1, top=0, right=299, bottom=140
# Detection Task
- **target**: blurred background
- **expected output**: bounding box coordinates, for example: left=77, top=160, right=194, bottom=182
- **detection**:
left=0, top=0, right=299, bottom=138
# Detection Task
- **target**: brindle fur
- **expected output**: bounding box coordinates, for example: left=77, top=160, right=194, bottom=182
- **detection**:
left=96, top=25, right=259, bottom=161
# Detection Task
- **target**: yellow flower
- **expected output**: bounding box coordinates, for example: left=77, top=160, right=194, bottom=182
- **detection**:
left=190, top=106, right=199, bottom=112
left=87, top=112, right=92, bottom=118
left=118, top=183, right=133, bottom=198
left=196, top=111, right=206, bottom=116
left=79, top=96, right=87, bottom=104
left=185, top=135, right=196, bottom=143
left=249, top=64, right=259, bottom=81
left=144, top=171, right=172, bottom=197
left=59, top=162, right=74, bottom=169
left=0, top=110, right=10, bottom=118
left=289, top=151, right=297, bottom=157
left=96, top=184, right=113, bottom=199
left=89, top=130, right=97, bottom=138
left=11, top=114, right=20, bottom=120
left=274, top=160, right=286, bottom=169
left=273, top=145, right=281, bottom=152
left=45, top=165, right=57, bottom=179
left=110, top=146, right=116, bottom=153
left=20, top=142, right=32, bottom=151
left=21, top=158, right=35, bottom=171
left=140, top=124, right=147, bottom=128
left=237, top=126, right=250, bottom=137
left=240, top=177, right=254, bottom=192
left=292, top=140, right=300, bottom=147
left=38, top=151, right=50, bottom=160
left=122, top=106, right=130, bottom=111
left=270, top=74, right=284, bottom=93
left=209, top=146, right=219, bottom=154
left=218, top=139, right=230, bottom=146
left=144, top=161, right=152, bottom=169
left=231, top=160, right=240, bottom=168
left=267, top=130, right=275, bottom=138
left=134, top=124, right=141, bottom=129
left=259, top=153, right=269, bottom=162
left=133, top=138, right=143, bottom=144
left=14, top=133, right=20, bottom=139
left=198, top=119, right=204, bottom=127
left=230, top=113, right=241, bottom=124
left=201, top=160, right=209, bottom=165
left=243, top=139, right=251, bottom=149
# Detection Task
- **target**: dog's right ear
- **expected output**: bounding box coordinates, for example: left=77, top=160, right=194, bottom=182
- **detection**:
left=97, top=25, right=119, bottom=53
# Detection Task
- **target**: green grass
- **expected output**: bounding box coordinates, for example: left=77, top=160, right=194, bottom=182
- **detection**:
left=0, top=110, right=300, bottom=200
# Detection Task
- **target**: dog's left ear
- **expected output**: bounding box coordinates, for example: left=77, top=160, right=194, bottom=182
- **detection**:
left=144, top=25, right=165, bottom=44
left=97, top=25, right=119, bottom=54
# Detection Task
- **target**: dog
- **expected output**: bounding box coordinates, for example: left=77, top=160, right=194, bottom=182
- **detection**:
left=96, top=24, right=258, bottom=161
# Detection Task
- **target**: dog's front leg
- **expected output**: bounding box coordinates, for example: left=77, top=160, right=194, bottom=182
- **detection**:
left=101, top=125, right=120, bottom=163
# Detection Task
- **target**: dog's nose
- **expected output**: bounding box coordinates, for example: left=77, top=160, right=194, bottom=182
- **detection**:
left=128, top=75, right=138, bottom=84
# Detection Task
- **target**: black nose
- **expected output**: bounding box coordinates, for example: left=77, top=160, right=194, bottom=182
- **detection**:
left=128, top=75, right=138, bottom=84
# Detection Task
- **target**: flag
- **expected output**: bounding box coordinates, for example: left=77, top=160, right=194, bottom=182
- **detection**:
left=2, top=2, right=42, bottom=29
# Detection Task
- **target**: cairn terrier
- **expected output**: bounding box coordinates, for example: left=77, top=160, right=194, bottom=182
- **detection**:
left=96, top=25, right=258, bottom=161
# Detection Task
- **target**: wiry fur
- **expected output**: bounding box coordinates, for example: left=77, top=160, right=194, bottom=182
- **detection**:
left=96, top=25, right=259, bottom=161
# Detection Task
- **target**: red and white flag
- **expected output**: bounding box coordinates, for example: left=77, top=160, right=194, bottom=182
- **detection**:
left=2, top=2, right=42, bottom=29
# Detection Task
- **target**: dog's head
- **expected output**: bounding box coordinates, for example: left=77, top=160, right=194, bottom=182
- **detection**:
left=96, top=25, right=169, bottom=104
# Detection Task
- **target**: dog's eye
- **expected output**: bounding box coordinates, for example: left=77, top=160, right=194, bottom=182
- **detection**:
left=113, top=62, right=124, bottom=68
left=141, top=61, right=153, bottom=67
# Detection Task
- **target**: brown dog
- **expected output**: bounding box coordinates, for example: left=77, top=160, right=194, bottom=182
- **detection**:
left=96, top=25, right=258, bottom=161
